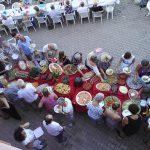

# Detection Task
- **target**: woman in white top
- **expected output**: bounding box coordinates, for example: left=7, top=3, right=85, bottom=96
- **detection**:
left=14, top=123, right=47, bottom=149
left=86, top=93, right=104, bottom=124
left=57, top=97, right=74, bottom=126
left=86, top=53, right=105, bottom=82
left=117, top=52, right=135, bottom=74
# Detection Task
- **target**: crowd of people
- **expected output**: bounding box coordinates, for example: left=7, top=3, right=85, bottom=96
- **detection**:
left=0, top=31, right=149, bottom=149
left=0, top=0, right=106, bottom=32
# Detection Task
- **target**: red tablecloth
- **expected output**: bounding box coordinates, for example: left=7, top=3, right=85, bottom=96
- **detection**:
left=8, top=64, right=131, bottom=113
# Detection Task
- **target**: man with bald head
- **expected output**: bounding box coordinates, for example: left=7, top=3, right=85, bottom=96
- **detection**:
left=42, top=43, right=58, bottom=62
left=43, top=114, right=67, bottom=143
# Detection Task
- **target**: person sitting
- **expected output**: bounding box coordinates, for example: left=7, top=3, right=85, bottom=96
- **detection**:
left=103, top=103, right=121, bottom=129
left=97, top=52, right=113, bottom=72
left=0, top=60, right=9, bottom=75
left=135, top=59, right=150, bottom=80
left=117, top=104, right=142, bottom=137
left=86, top=93, right=104, bottom=124
left=77, top=2, right=89, bottom=14
left=49, top=5, right=61, bottom=19
left=38, top=88, right=57, bottom=111
left=34, top=6, right=46, bottom=17
left=23, top=0, right=32, bottom=5
left=2, top=15, right=15, bottom=28
left=38, top=0, right=45, bottom=4
left=17, top=79, right=39, bottom=109
left=86, top=53, right=105, bottom=82
left=65, top=0, right=74, bottom=14
left=43, top=114, right=67, bottom=143
left=90, top=2, right=103, bottom=12
left=58, top=51, right=71, bottom=66
left=11, top=32, right=33, bottom=61
left=117, top=52, right=135, bottom=74
left=71, top=52, right=87, bottom=76
left=14, top=122, right=47, bottom=149
left=42, top=43, right=58, bottom=62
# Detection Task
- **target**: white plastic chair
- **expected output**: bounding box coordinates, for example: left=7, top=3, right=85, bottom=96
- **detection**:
left=52, top=16, right=63, bottom=29
left=92, top=11, right=104, bottom=22
left=12, top=2, right=20, bottom=9
left=6, top=24, right=20, bottom=33
left=146, top=1, right=150, bottom=16
left=79, top=12, right=90, bottom=24
left=65, top=13, right=75, bottom=26
left=0, top=4, right=5, bottom=10
left=0, top=24, right=8, bottom=35
left=36, top=17, right=48, bottom=28
left=106, top=5, right=114, bottom=20
left=22, top=20, right=36, bottom=33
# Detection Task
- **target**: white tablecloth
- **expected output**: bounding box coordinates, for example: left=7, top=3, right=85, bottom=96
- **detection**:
left=0, top=0, right=120, bottom=20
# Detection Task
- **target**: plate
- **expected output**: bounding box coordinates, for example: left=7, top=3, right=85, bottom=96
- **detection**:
left=104, top=96, right=121, bottom=108
left=123, top=67, right=131, bottom=74
left=128, top=89, right=139, bottom=100
left=54, top=105, right=62, bottom=113
left=63, top=64, right=78, bottom=75
left=46, top=86, right=53, bottom=92
left=122, top=100, right=141, bottom=114
left=40, top=60, right=47, bottom=67
left=106, top=75, right=118, bottom=85
left=119, top=86, right=128, bottom=94
left=126, top=76, right=143, bottom=90
left=5, top=64, right=12, bottom=70
left=54, top=83, right=70, bottom=94
left=106, top=68, right=114, bottom=76
left=49, top=63, right=63, bottom=75
left=26, top=61, right=35, bottom=69
left=122, top=110, right=132, bottom=117
left=30, top=43, right=36, bottom=49
left=19, top=61, right=27, bottom=70
left=76, top=91, right=92, bottom=106
left=82, top=71, right=94, bottom=80
left=141, top=75, right=150, bottom=83
left=96, top=83, right=111, bottom=91
left=12, top=54, right=19, bottom=60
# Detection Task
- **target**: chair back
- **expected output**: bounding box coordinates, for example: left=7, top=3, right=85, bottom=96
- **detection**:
left=52, top=16, right=61, bottom=23
left=65, top=13, right=74, bottom=20
left=0, top=24, right=4, bottom=31
left=6, top=24, right=16, bottom=29
left=147, top=1, right=150, bottom=10
left=79, top=12, right=89, bottom=18
left=36, top=17, right=46, bottom=23
left=0, top=4, right=5, bottom=10
left=22, top=20, right=33, bottom=26
left=106, top=5, right=114, bottom=12
left=92, top=11, right=103, bottom=17
left=12, top=2, right=20, bottom=9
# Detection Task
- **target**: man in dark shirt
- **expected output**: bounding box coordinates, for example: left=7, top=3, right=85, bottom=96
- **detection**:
left=90, top=2, right=103, bottom=12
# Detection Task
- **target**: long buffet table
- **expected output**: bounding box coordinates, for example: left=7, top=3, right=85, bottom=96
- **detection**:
left=5, top=61, right=132, bottom=113
left=0, top=0, right=120, bottom=20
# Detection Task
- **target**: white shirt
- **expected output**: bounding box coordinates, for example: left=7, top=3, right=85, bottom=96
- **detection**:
left=86, top=52, right=100, bottom=76
left=87, top=101, right=104, bottom=120
left=2, top=17, right=15, bottom=26
left=62, top=98, right=73, bottom=116
left=42, top=43, right=58, bottom=53
left=22, top=129, right=35, bottom=146
left=49, top=9, right=61, bottom=18
left=77, top=6, right=89, bottom=13
left=18, top=83, right=38, bottom=103
left=43, top=121, right=63, bottom=136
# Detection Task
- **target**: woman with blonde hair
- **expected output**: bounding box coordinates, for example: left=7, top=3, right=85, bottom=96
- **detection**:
left=97, top=52, right=113, bottom=72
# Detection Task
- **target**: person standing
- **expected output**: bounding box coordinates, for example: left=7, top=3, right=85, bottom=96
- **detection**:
left=43, top=114, right=67, bottom=143
left=14, top=122, right=47, bottom=149
left=0, top=91, right=22, bottom=120
left=57, top=97, right=74, bottom=126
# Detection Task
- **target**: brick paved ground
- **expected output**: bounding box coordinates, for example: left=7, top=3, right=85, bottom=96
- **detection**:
left=1, top=0, right=150, bottom=150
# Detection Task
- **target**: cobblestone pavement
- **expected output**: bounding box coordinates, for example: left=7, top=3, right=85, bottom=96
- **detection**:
left=1, top=0, right=150, bottom=150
